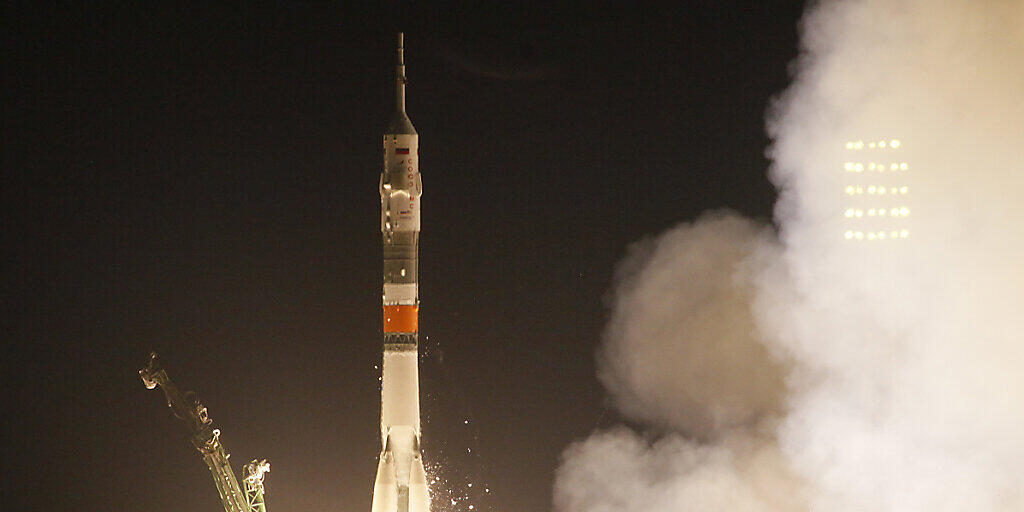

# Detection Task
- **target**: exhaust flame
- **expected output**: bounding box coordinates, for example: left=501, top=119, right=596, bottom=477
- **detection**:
left=555, top=1, right=1024, bottom=510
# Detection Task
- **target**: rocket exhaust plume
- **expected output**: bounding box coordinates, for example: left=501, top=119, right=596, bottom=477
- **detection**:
left=373, top=32, right=430, bottom=512
left=555, top=1, right=1024, bottom=511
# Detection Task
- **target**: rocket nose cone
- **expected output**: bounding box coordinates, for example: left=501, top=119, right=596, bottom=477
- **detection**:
left=387, top=113, right=417, bottom=135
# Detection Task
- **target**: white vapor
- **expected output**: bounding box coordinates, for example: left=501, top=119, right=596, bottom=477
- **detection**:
left=555, top=1, right=1024, bottom=511
left=555, top=213, right=806, bottom=512
left=598, top=213, right=786, bottom=440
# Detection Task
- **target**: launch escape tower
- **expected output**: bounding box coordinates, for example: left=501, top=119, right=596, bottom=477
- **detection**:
left=842, top=138, right=911, bottom=241
left=140, top=352, right=270, bottom=512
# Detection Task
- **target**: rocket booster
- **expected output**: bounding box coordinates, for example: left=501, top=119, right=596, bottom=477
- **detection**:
left=372, top=32, right=430, bottom=512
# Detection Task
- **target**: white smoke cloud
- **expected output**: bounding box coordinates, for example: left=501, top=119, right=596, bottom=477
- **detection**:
left=555, top=1, right=1024, bottom=510
left=764, top=0, right=1024, bottom=509
left=597, top=212, right=787, bottom=440
left=555, top=428, right=804, bottom=512
left=555, top=213, right=805, bottom=512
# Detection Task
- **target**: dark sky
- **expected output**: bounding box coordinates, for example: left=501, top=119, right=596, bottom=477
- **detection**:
left=4, top=3, right=803, bottom=512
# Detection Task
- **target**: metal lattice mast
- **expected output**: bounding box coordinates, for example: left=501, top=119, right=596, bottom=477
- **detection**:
left=140, top=352, right=262, bottom=512
left=243, top=459, right=271, bottom=512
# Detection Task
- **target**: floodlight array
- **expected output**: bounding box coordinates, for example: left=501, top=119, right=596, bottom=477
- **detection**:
left=842, top=139, right=910, bottom=241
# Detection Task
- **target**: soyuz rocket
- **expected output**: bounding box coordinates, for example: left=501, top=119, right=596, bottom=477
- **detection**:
left=372, top=33, right=430, bottom=512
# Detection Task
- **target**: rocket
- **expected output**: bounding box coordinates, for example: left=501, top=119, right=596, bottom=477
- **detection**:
left=372, top=32, right=430, bottom=512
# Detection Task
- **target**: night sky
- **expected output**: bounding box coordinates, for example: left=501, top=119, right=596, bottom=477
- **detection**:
left=4, top=3, right=803, bottom=511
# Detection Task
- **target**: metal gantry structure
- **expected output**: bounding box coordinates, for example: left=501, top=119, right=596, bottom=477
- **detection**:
left=243, top=459, right=271, bottom=512
left=140, top=352, right=270, bottom=512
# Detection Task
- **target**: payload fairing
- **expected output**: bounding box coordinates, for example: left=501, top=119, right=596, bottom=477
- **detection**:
left=372, top=32, right=430, bottom=512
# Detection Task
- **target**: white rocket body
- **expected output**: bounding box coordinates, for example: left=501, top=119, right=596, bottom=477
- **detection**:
left=371, top=350, right=429, bottom=512
left=372, top=33, right=430, bottom=512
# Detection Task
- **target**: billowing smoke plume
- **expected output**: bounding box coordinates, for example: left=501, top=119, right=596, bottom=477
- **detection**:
left=555, top=1, right=1024, bottom=511
left=597, top=213, right=787, bottom=440
left=554, top=213, right=806, bottom=512
left=764, top=0, right=1024, bottom=509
